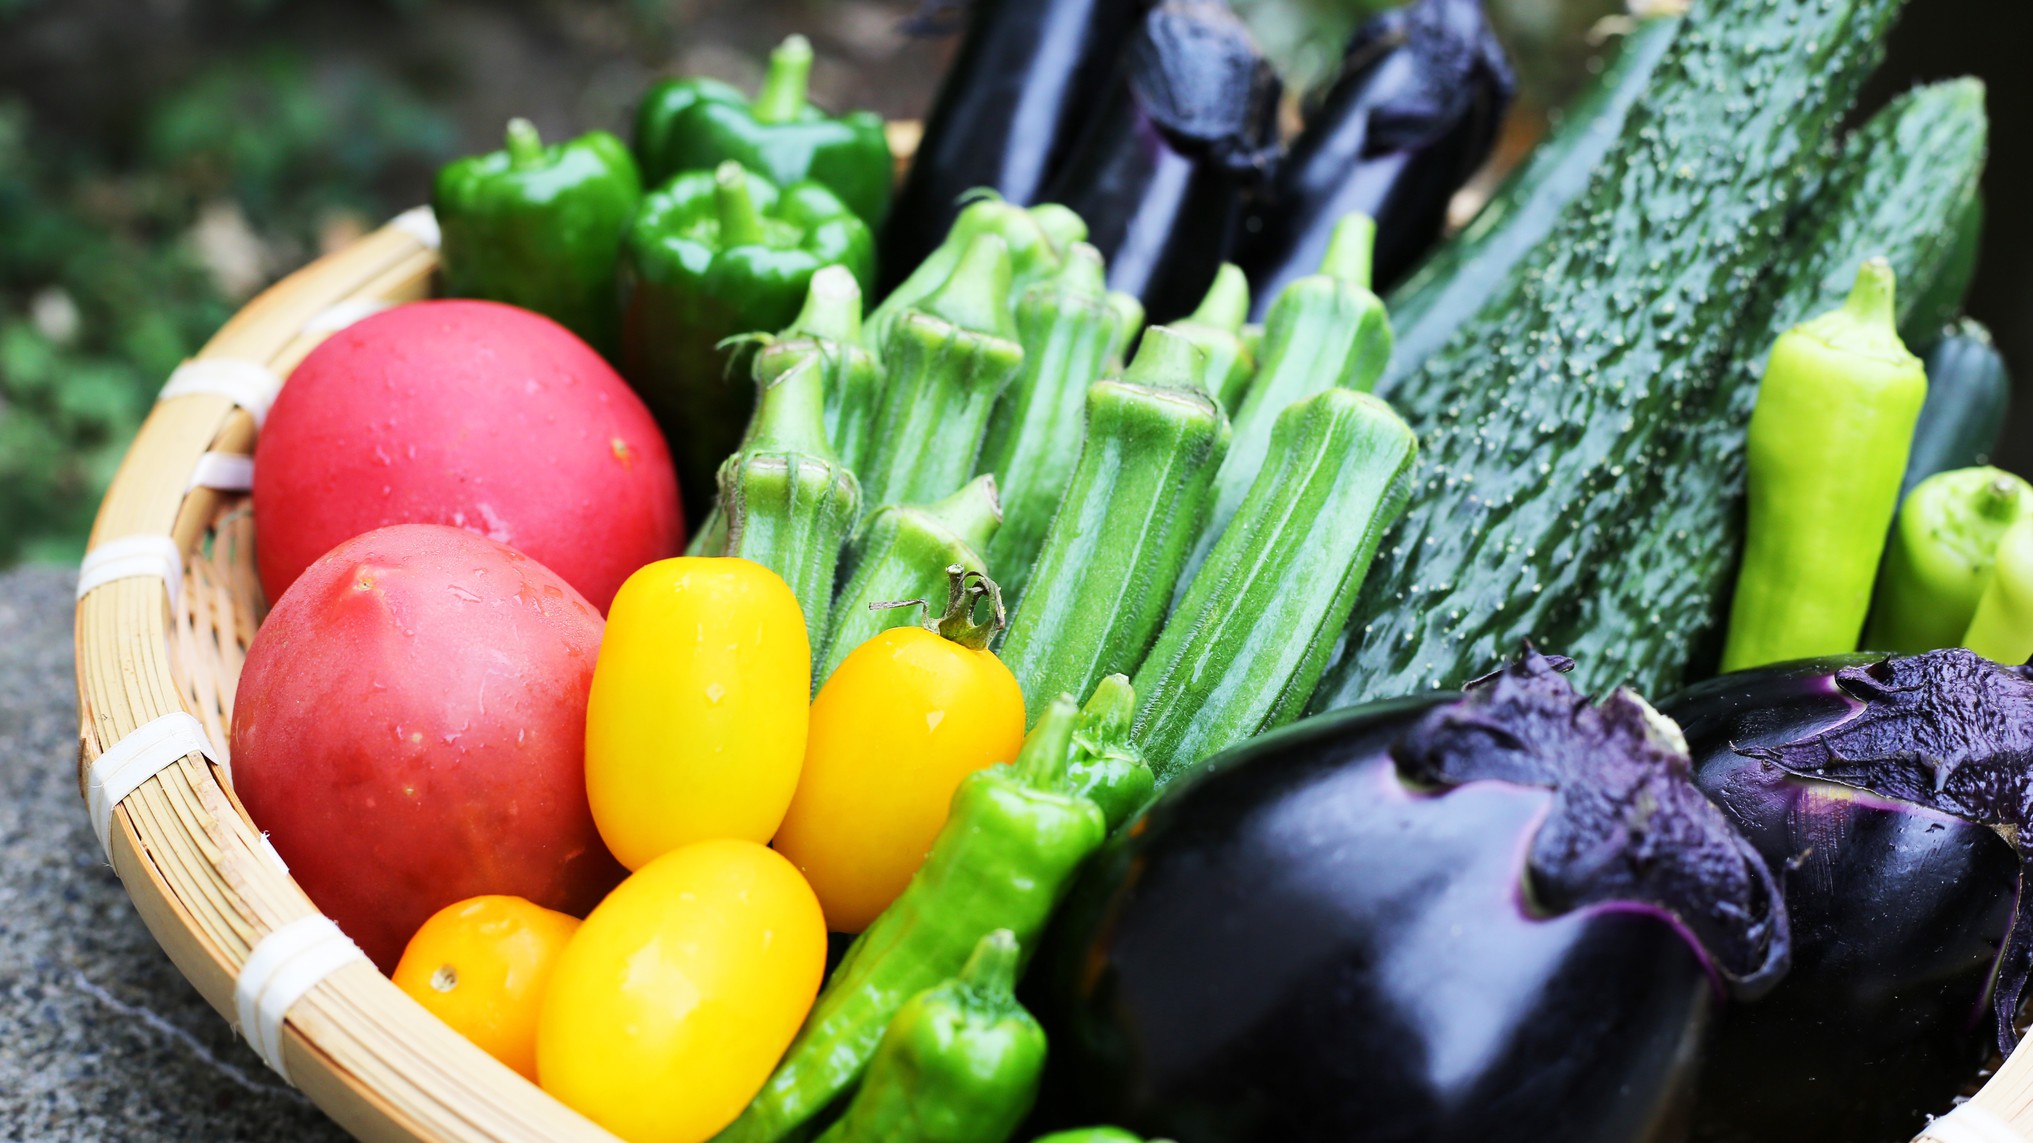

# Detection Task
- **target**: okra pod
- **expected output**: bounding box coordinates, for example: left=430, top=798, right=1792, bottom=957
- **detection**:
left=978, top=244, right=1131, bottom=603
left=1178, top=215, right=1392, bottom=599
left=1171, top=262, right=1255, bottom=413
left=1866, top=467, right=2033, bottom=654
left=998, top=329, right=1229, bottom=721
left=866, top=197, right=1085, bottom=358
left=819, top=474, right=1003, bottom=686
left=861, top=233, right=1027, bottom=510
left=717, top=355, right=861, bottom=633
left=757, top=265, right=887, bottom=475
left=1133, top=387, right=1417, bottom=781
left=1722, top=260, right=1928, bottom=671
left=1964, top=517, right=2033, bottom=665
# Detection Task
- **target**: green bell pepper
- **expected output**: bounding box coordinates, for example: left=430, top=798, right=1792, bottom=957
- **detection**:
left=635, top=34, right=892, bottom=228
left=717, top=695, right=1108, bottom=1143
left=621, top=160, right=874, bottom=522
left=1965, top=516, right=2033, bottom=665
left=433, top=118, right=642, bottom=356
left=1865, top=467, right=2033, bottom=654
left=1722, top=259, right=1928, bottom=671
left=812, top=929, right=1047, bottom=1143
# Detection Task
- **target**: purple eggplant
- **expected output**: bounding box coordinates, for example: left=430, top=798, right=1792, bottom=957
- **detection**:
left=882, top=0, right=1148, bottom=290
left=1666, top=650, right=2033, bottom=1143
left=1031, top=650, right=1787, bottom=1143
left=1234, top=0, right=1513, bottom=315
left=1041, top=0, right=1281, bottom=323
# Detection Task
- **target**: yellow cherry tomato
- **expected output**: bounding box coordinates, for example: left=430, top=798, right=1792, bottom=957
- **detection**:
left=771, top=619, right=1026, bottom=932
left=391, top=895, right=580, bottom=1082
left=537, top=839, right=826, bottom=1143
left=586, top=557, right=810, bottom=869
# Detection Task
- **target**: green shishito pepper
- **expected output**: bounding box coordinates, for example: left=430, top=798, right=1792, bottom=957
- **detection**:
left=635, top=34, right=892, bottom=228
left=433, top=118, right=642, bottom=356
left=1722, top=259, right=1928, bottom=672
left=718, top=695, right=1110, bottom=1143
left=813, top=930, right=1047, bottom=1143
left=621, top=160, right=873, bottom=522
left=1965, top=516, right=2033, bottom=665
left=1866, top=467, right=2033, bottom=654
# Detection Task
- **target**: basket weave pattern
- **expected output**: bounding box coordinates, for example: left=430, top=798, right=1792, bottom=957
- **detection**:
left=69, top=216, right=2016, bottom=1143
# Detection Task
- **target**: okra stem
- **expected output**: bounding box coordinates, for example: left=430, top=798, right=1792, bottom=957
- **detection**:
left=785, top=264, right=863, bottom=345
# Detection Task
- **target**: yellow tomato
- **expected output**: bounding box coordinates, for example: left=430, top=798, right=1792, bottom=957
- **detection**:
left=537, top=839, right=826, bottom=1143
left=586, top=557, right=810, bottom=869
left=391, top=895, right=580, bottom=1082
left=771, top=624, right=1025, bottom=931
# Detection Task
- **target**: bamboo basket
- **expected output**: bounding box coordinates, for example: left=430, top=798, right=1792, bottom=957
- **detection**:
left=68, top=206, right=2033, bottom=1143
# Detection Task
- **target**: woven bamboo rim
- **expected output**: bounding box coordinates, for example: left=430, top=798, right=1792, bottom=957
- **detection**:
left=69, top=208, right=2031, bottom=1142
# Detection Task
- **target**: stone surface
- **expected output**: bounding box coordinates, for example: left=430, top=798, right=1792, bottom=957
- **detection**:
left=0, top=566, right=347, bottom=1141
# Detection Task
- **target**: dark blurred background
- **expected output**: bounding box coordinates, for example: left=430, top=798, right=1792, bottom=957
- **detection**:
left=0, top=0, right=2024, bottom=567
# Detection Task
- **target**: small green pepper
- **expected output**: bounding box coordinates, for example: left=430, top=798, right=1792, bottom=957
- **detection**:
left=621, top=160, right=874, bottom=522
left=1965, top=516, right=2033, bottom=665
left=433, top=118, right=642, bottom=356
left=813, top=929, right=1047, bottom=1143
left=866, top=197, right=1088, bottom=359
left=1723, top=259, right=1929, bottom=671
left=1066, top=674, right=1155, bottom=832
left=1169, top=262, right=1256, bottom=413
left=717, top=353, right=861, bottom=636
left=718, top=697, right=1107, bottom=1143
left=978, top=244, right=1135, bottom=604
left=819, top=474, right=1003, bottom=688
left=635, top=34, right=892, bottom=227
left=1029, top=1131, right=1148, bottom=1143
left=1865, top=467, right=2033, bottom=654
left=861, top=233, right=1027, bottom=511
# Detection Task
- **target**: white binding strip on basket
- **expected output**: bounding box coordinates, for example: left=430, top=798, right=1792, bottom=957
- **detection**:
left=302, top=296, right=392, bottom=335
left=159, top=358, right=284, bottom=427
left=1928, top=1103, right=2028, bottom=1143
left=188, top=451, right=255, bottom=493
left=387, top=204, right=440, bottom=249
left=77, top=533, right=185, bottom=611
left=235, top=915, right=368, bottom=1082
left=85, top=711, right=220, bottom=859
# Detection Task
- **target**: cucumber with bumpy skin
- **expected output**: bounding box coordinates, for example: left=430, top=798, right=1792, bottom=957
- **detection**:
left=1133, top=387, right=1416, bottom=780
left=999, top=328, right=1230, bottom=726
left=1310, top=0, right=1909, bottom=709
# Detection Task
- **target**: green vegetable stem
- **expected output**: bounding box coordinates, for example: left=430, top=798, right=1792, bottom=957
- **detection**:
left=812, top=930, right=1047, bottom=1143
left=999, top=328, right=1229, bottom=722
left=819, top=474, right=1003, bottom=688
left=758, top=265, right=887, bottom=476
left=621, top=160, right=874, bottom=522
left=979, top=243, right=1138, bottom=604
left=433, top=118, right=642, bottom=356
left=634, top=34, right=893, bottom=227
left=1722, top=260, right=1928, bottom=672
left=1065, top=674, right=1155, bottom=833
left=1169, top=262, right=1256, bottom=414
left=717, top=697, right=1107, bottom=1143
left=866, top=197, right=1087, bottom=357
left=1866, top=467, right=2033, bottom=654
left=860, top=233, right=1027, bottom=511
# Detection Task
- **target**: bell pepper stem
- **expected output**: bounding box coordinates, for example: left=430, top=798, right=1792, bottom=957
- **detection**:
left=715, top=161, right=767, bottom=247
left=1012, top=698, right=1079, bottom=790
left=786, top=265, right=865, bottom=345
left=930, top=564, right=1007, bottom=650
left=754, top=34, right=814, bottom=125
left=1122, top=326, right=1205, bottom=392
left=1186, top=263, right=1251, bottom=333
left=953, top=929, right=1023, bottom=1003
left=504, top=117, right=545, bottom=169
left=1319, top=214, right=1378, bottom=291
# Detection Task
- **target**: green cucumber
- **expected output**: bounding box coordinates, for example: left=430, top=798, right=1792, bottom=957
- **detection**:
left=861, top=234, right=1027, bottom=510
left=1904, top=319, right=2012, bottom=502
left=1564, top=76, right=1990, bottom=688
left=1133, top=388, right=1416, bottom=780
left=817, top=474, right=1003, bottom=687
left=979, top=244, right=1133, bottom=606
left=1380, top=13, right=1681, bottom=393
left=1310, top=0, right=1908, bottom=710
left=998, top=329, right=1230, bottom=726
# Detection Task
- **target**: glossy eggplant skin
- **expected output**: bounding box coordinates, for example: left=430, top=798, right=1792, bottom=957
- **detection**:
left=882, top=0, right=1147, bottom=291
left=1236, top=0, right=1513, bottom=315
left=1044, top=0, right=1280, bottom=323
left=1032, top=698, right=1714, bottom=1143
left=1667, top=659, right=2018, bottom=1143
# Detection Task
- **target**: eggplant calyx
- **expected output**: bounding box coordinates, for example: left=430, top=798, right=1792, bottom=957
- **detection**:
left=1337, top=0, right=1517, bottom=155
left=1393, top=646, right=1792, bottom=999
left=1128, top=0, right=1282, bottom=176
left=1738, top=649, right=2033, bottom=1048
